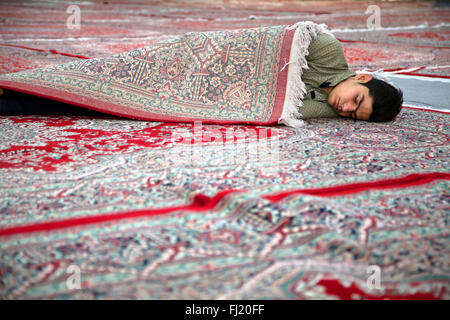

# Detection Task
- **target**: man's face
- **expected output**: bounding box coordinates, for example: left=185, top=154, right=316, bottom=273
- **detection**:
left=327, top=74, right=374, bottom=121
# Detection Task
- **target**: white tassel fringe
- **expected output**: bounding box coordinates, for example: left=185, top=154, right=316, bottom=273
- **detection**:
left=278, top=21, right=334, bottom=128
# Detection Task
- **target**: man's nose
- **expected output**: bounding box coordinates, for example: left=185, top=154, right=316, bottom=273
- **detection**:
left=341, top=102, right=356, bottom=112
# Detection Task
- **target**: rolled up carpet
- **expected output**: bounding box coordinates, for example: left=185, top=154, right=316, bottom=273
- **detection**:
left=0, top=21, right=332, bottom=127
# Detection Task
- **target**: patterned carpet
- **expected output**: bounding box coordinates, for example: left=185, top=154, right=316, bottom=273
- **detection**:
left=0, top=23, right=302, bottom=125
left=0, top=0, right=449, bottom=299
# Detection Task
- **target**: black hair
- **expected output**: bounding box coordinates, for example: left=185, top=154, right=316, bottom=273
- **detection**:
left=360, top=77, right=403, bottom=122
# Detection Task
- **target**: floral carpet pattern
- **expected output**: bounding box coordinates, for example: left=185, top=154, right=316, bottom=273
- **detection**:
left=0, top=24, right=296, bottom=124
left=0, top=0, right=449, bottom=299
left=1, top=108, right=449, bottom=299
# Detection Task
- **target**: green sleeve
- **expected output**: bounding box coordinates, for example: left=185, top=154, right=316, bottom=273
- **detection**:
left=299, top=99, right=339, bottom=119
left=304, top=33, right=353, bottom=88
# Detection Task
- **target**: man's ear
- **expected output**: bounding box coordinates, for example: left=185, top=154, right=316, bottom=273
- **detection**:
left=355, top=73, right=373, bottom=83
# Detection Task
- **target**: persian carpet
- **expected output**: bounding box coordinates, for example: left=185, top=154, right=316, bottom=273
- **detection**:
left=0, top=107, right=449, bottom=299
left=0, top=21, right=334, bottom=128
left=0, top=0, right=449, bottom=300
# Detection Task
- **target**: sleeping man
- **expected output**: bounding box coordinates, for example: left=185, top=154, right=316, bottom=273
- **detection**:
left=0, top=33, right=403, bottom=122
left=299, top=33, right=403, bottom=122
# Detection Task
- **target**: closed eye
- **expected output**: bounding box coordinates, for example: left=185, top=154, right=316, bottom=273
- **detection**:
left=353, top=96, right=364, bottom=120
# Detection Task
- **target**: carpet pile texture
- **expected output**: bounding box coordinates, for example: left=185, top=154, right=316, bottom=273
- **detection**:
left=0, top=0, right=448, bottom=299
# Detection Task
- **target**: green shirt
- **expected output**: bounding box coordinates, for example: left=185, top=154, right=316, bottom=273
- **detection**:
left=298, top=33, right=356, bottom=119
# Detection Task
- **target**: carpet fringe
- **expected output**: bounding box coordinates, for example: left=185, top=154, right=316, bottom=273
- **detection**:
left=278, top=21, right=334, bottom=128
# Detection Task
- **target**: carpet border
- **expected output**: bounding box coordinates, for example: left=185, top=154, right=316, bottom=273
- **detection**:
left=0, top=172, right=448, bottom=238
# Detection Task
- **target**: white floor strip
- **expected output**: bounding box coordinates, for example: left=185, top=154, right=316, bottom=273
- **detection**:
left=403, top=104, right=450, bottom=113
left=382, top=72, right=450, bottom=83
left=331, top=22, right=450, bottom=33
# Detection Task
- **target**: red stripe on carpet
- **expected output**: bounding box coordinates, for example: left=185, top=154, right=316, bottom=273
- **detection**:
left=393, top=72, right=450, bottom=79
left=0, top=43, right=91, bottom=59
left=272, top=26, right=296, bottom=123
left=0, top=172, right=448, bottom=238
left=262, top=172, right=450, bottom=201
left=382, top=67, right=426, bottom=73
left=0, top=189, right=241, bottom=237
